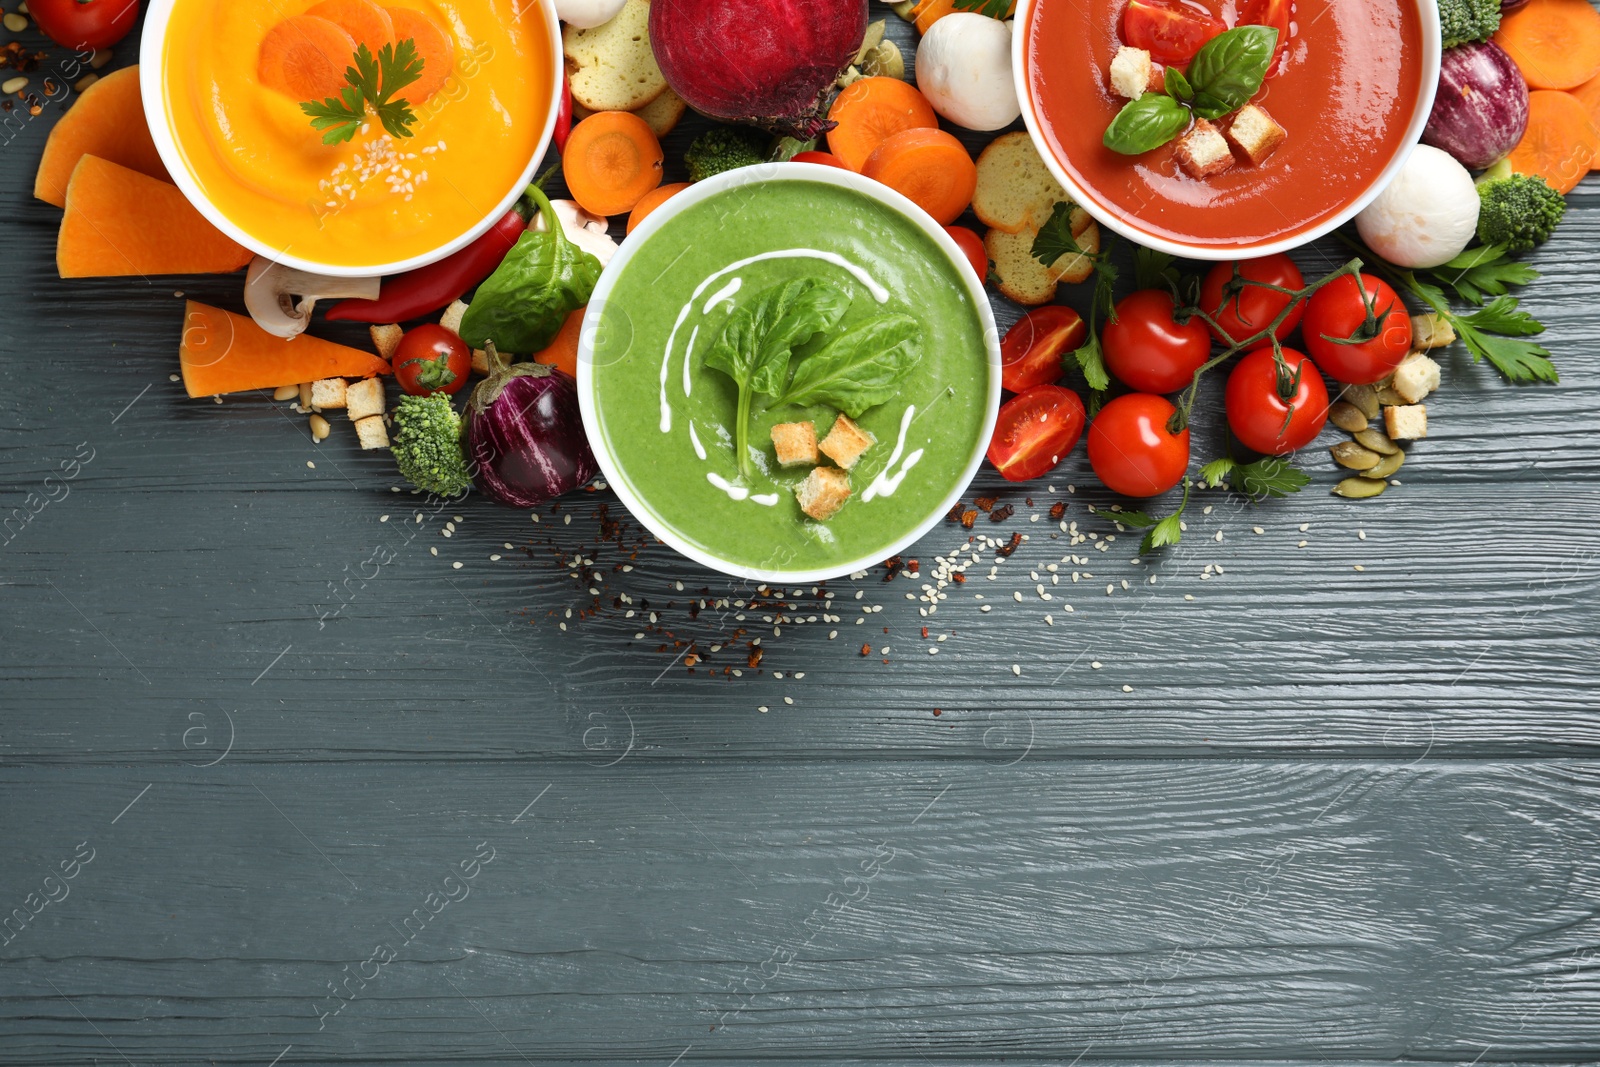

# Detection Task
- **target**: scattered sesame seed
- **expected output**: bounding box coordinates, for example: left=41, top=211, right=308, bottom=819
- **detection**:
left=783, top=697, right=794, bottom=705
left=1214, top=530, right=1223, bottom=542
left=1298, top=540, right=1308, bottom=548
left=759, top=706, right=769, bottom=713
left=1354, top=564, right=1366, bottom=572
left=1184, top=594, right=1195, bottom=601
left=1011, top=664, right=1021, bottom=676
left=306, top=461, right=315, bottom=468
left=1122, top=685, right=1133, bottom=693
left=1091, top=661, right=1102, bottom=669
left=452, top=561, right=462, bottom=569
left=490, top=554, right=501, bottom=561
left=1253, top=526, right=1264, bottom=535
left=430, top=547, right=438, bottom=556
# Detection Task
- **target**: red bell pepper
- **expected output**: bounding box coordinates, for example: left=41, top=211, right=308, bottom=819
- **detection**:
left=554, top=74, right=573, bottom=154
left=324, top=208, right=527, bottom=324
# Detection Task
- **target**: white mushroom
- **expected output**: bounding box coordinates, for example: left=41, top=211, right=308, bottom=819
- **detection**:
left=554, top=0, right=627, bottom=30
left=244, top=258, right=381, bottom=339
left=1356, top=145, right=1481, bottom=268
left=531, top=198, right=619, bottom=267
left=914, top=13, right=1020, bottom=132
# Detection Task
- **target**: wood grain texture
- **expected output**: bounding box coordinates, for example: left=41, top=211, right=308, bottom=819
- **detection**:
left=0, top=10, right=1598, bottom=1066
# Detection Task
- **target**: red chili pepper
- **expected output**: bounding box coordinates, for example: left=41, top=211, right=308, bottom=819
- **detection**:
left=554, top=74, right=573, bottom=154
left=324, top=208, right=527, bottom=324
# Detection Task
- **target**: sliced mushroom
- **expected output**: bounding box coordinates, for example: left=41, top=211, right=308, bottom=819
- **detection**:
left=244, top=258, right=381, bottom=339
left=530, top=199, right=619, bottom=267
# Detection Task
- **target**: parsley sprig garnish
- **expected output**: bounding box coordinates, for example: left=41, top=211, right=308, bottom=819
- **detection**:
left=300, top=39, right=425, bottom=145
left=1032, top=201, right=1117, bottom=404
left=950, top=0, right=1014, bottom=16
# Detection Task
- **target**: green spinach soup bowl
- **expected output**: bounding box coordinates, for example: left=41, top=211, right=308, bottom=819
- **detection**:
left=577, top=164, right=1002, bottom=583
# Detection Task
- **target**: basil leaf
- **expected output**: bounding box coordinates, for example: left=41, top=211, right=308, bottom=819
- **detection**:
left=1187, top=25, right=1277, bottom=120
left=705, top=277, right=851, bottom=399
left=460, top=188, right=602, bottom=353
left=1164, top=66, right=1193, bottom=101
left=1102, top=92, right=1191, bottom=155
left=780, top=314, right=921, bottom=418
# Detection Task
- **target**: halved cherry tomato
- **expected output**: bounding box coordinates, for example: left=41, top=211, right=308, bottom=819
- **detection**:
left=1101, top=289, right=1211, bottom=394
left=1302, top=273, right=1412, bottom=385
left=1236, top=0, right=1291, bottom=77
left=1199, top=254, right=1305, bottom=348
left=1000, top=306, right=1086, bottom=393
left=394, top=325, right=472, bottom=397
left=1087, top=393, right=1190, bottom=497
left=791, top=151, right=851, bottom=170
left=1122, top=0, right=1226, bottom=66
left=987, top=384, right=1087, bottom=482
left=1225, top=347, right=1328, bottom=455
left=944, top=225, right=989, bottom=281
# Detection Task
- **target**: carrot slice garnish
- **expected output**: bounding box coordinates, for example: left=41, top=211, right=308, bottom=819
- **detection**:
left=258, top=15, right=358, bottom=102
left=825, top=77, right=939, bottom=172
left=1494, top=0, right=1600, bottom=90
left=627, top=181, right=691, bottom=234
left=861, top=127, right=978, bottom=225
left=306, top=0, right=396, bottom=56
left=1508, top=89, right=1599, bottom=193
left=385, top=6, right=454, bottom=104
left=564, top=111, right=664, bottom=217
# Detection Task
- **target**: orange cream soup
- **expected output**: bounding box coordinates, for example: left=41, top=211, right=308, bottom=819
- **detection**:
left=161, top=0, right=551, bottom=268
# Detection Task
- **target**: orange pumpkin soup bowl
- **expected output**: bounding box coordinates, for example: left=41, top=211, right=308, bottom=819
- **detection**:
left=1013, top=0, right=1441, bottom=260
left=140, top=0, right=560, bottom=277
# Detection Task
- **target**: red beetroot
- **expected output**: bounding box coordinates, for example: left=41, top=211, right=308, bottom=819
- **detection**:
left=649, top=0, right=868, bottom=139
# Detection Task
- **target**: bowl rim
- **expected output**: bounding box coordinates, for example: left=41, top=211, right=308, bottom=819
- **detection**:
left=576, top=162, right=1004, bottom=585
left=138, top=0, right=562, bottom=280
left=1010, top=0, right=1443, bottom=261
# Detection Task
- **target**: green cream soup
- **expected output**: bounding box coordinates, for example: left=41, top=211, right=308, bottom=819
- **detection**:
left=589, top=179, right=991, bottom=573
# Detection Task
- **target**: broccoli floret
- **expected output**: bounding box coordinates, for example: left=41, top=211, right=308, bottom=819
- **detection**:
left=685, top=126, right=769, bottom=183
left=1439, top=0, right=1501, bottom=47
left=392, top=393, right=473, bottom=497
left=1477, top=172, right=1567, bottom=252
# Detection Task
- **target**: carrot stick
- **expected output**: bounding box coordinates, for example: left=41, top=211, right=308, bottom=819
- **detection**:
left=385, top=7, right=455, bottom=103
left=258, top=15, right=358, bottom=101
left=532, top=307, right=586, bottom=378
left=627, top=182, right=691, bottom=234
left=564, top=111, right=664, bottom=217
left=862, top=127, right=977, bottom=225
left=826, top=77, right=939, bottom=172
left=179, top=302, right=391, bottom=399
left=1509, top=89, right=1599, bottom=193
left=307, top=0, right=395, bottom=56
left=1494, top=0, right=1600, bottom=90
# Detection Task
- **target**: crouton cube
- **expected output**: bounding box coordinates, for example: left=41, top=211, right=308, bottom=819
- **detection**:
left=1110, top=46, right=1153, bottom=99
left=370, top=324, right=404, bottom=362
left=1383, top=404, right=1427, bottom=440
left=1173, top=119, right=1233, bottom=178
left=818, top=414, right=876, bottom=469
left=345, top=377, right=387, bottom=421
left=771, top=421, right=819, bottom=468
left=796, top=466, right=851, bottom=522
left=1222, top=104, right=1286, bottom=165
left=1411, top=312, right=1456, bottom=350
left=471, top=349, right=490, bottom=376
left=1147, top=61, right=1167, bottom=94
left=1393, top=353, right=1442, bottom=404
left=310, top=378, right=347, bottom=411
left=354, top=415, right=390, bottom=451
left=439, top=299, right=468, bottom=337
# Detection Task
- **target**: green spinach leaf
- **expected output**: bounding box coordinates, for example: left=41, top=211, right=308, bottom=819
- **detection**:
left=779, top=314, right=921, bottom=417
left=1102, top=91, right=1190, bottom=155
left=1186, top=25, right=1277, bottom=120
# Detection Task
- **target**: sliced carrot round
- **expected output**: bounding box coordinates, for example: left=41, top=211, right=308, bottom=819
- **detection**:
left=258, top=15, right=358, bottom=102
left=826, top=77, right=939, bottom=172
left=565, top=111, right=664, bottom=217
left=307, top=0, right=396, bottom=56
left=386, top=6, right=454, bottom=104
left=862, top=127, right=977, bottom=225
left=1494, top=0, right=1600, bottom=90
left=1570, top=71, right=1600, bottom=167
left=1509, top=89, right=1599, bottom=193
left=627, top=182, right=691, bottom=234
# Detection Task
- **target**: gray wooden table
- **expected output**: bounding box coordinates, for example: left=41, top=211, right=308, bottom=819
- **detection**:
left=3, top=10, right=1599, bottom=1067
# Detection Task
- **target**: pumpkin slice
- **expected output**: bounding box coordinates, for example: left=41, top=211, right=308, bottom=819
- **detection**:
left=179, top=301, right=392, bottom=398
left=34, top=66, right=169, bottom=208
left=58, top=156, right=254, bottom=278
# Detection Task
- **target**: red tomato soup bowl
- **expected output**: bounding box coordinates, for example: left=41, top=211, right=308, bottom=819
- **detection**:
left=1013, top=0, right=1441, bottom=259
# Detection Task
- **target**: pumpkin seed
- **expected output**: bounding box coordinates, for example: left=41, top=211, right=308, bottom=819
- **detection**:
left=1343, top=384, right=1381, bottom=419
left=1375, top=380, right=1409, bottom=406
left=1354, top=428, right=1399, bottom=455
left=889, top=0, right=917, bottom=18
left=1334, top=477, right=1388, bottom=499
left=1363, top=451, right=1405, bottom=479
left=863, top=39, right=905, bottom=80
left=1331, top=441, right=1381, bottom=470
left=1329, top=401, right=1369, bottom=433
left=852, top=20, right=886, bottom=65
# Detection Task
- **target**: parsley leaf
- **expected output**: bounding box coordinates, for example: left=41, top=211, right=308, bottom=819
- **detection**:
left=1134, top=246, right=1180, bottom=291
left=1421, top=244, right=1540, bottom=306
left=300, top=39, right=425, bottom=145
left=1233, top=457, right=1310, bottom=499
left=949, top=0, right=1013, bottom=17
left=1199, top=457, right=1236, bottom=489
left=1030, top=201, right=1118, bottom=397
left=1117, top=478, right=1192, bottom=552
left=1031, top=201, right=1090, bottom=266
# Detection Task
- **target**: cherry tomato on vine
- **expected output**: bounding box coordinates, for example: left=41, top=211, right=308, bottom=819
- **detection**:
left=1087, top=393, right=1190, bottom=498
left=1101, top=289, right=1211, bottom=394
left=1302, top=273, right=1413, bottom=384
left=1000, top=306, right=1086, bottom=393
left=987, top=384, right=1086, bottom=482
left=1199, top=254, right=1305, bottom=348
left=1224, top=348, right=1329, bottom=455
left=1122, top=0, right=1226, bottom=66
left=394, top=325, right=472, bottom=397
left=29, top=0, right=140, bottom=50
left=944, top=225, right=989, bottom=282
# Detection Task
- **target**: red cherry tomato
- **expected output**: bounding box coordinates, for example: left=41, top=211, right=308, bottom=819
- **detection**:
left=943, top=225, right=989, bottom=281
left=1000, top=306, right=1087, bottom=393
left=987, top=385, right=1087, bottom=482
left=28, top=0, right=139, bottom=50
left=1122, top=0, right=1226, bottom=66
left=1087, top=393, right=1190, bottom=497
left=1101, top=289, right=1212, bottom=394
left=1236, top=0, right=1291, bottom=76
left=792, top=151, right=852, bottom=170
left=1199, top=254, right=1305, bottom=348
left=1302, top=273, right=1413, bottom=385
left=1224, top=347, right=1329, bottom=455
left=394, top=325, right=472, bottom=397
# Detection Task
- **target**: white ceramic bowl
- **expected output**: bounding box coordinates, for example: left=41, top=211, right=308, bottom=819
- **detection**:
left=577, top=163, right=1003, bottom=584
left=1011, top=0, right=1442, bottom=261
left=139, top=0, right=562, bottom=279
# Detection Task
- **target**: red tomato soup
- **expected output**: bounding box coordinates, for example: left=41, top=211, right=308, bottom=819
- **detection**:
left=1023, top=0, right=1425, bottom=248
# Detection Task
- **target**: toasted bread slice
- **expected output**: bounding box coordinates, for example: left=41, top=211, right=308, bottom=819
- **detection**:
left=772, top=421, right=820, bottom=468
left=797, top=466, right=851, bottom=521
left=636, top=86, right=687, bottom=138
left=819, top=414, right=876, bottom=470
left=972, top=131, right=1070, bottom=235
left=563, top=0, right=667, bottom=113
left=985, top=208, right=1098, bottom=306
